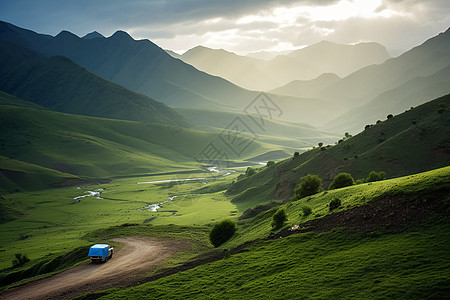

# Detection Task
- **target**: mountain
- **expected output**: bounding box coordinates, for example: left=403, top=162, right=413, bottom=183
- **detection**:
left=0, top=21, right=254, bottom=110
left=82, top=31, right=105, bottom=40
left=325, top=65, right=450, bottom=134
left=320, top=27, right=450, bottom=108
left=178, top=42, right=388, bottom=91
left=287, top=40, right=390, bottom=77
left=179, top=45, right=319, bottom=91
left=246, top=49, right=292, bottom=60
left=226, top=94, right=450, bottom=204
left=0, top=41, right=186, bottom=126
left=270, top=73, right=341, bottom=98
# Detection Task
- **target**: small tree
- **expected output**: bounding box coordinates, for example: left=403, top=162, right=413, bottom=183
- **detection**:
left=318, top=142, right=323, bottom=147
left=301, top=206, right=312, bottom=216
left=294, top=151, right=300, bottom=157
left=329, top=173, right=354, bottom=189
left=266, top=161, right=275, bottom=167
left=329, top=198, right=341, bottom=211
left=272, top=208, right=287, bottom=230
left=209, top=219, right=237, bottom=247
left=294, top=174, right=323, bottom=199
left=387, top=114, right=393, bottom=119
left=367, top=171, right=386, bottom=182
left=245, top=167, right=256, bottom=177
left=12, top=253, right=30, bottom=268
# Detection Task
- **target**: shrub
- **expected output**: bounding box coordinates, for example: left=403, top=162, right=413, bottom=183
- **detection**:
left=329, top=173, right=354, bottom=189
left=294, top=151, right=300, bottom=157
left=209, top=219, right=237, bottom=247
left=266, top=161, right=275, bottom=167
left=12, top=253, right=30, bottom=268
left=387, top=114, right=393, bottom=119
left=355, top=178, right=366, bottom=185
left=245, top=167, right=256, bottom=177
left=301, top=206, right=312, bottom=217
left=329, top=198, right=341, bottom=211
left=367, top=171, right=386, bottom=182
left=318, top=142, right=323, bottom=147
left=294, top=174, right=323, bottom=199
left=271, top=208, right=287, bottom=230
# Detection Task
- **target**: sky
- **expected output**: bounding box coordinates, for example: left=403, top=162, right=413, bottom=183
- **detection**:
left=0, top=0, right=449, bottom=56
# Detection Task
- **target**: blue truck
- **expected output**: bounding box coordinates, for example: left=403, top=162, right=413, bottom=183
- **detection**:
left=88, top=244, right=114, bottom=262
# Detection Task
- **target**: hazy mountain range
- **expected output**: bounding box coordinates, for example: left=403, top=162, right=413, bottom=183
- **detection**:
left=170, top=41, right=389, bottom=91
left=0, top=20, right=449, bottom=135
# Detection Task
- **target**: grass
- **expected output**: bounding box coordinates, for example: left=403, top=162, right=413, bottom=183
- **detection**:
left=92, top=223, right=450, bottom=299
left=227, top=94, right=450, bottom=204
left=227, top=166, right=450, bottom=248
left=75, top=166, right=450, bottom=299
left=0, top=103, right=277, bottom=192
left=0, top=170, right=244, bottom=271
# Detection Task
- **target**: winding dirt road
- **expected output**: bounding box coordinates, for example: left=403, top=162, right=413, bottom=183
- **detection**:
left=0, top=237, right=187, bottom=300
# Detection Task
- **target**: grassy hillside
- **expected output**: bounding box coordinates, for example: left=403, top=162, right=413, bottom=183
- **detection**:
left=0, top=41, right=187, bottom=126
left=0, top=103, right=274, bottom=192
left=326, top=65, right=450, bottom=134
left=175, top=107, right=339, bottom=150
left=320, top=27, right=450, bottom=108
left=80, top=166, right=450, bottom=299
left=226, top=94, right=450, bottom=205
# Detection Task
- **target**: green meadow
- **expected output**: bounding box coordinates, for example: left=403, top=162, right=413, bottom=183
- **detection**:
left=0, top=169, right=251, bottom=271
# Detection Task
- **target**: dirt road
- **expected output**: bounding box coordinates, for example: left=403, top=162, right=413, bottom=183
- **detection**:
left=0, top=237, right=187, bottom=300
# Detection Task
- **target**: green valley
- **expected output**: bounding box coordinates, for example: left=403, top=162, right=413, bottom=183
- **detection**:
left=0, top=16, right=449, bottom=300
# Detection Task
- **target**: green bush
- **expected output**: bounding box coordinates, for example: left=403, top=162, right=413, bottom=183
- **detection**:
left=245, top=167, right=256, bottom=176
left=12, top=253, right=30, bottom=268
left=367, top=171, right=386, bottom=182
left=266, top=161, right=275, bottom=167
left=271, top=208, right=287, bottom=230
left=294, top=174, right=323, bottom=199
left=329, top=173, right=354, bottom=189
left=301, top=206, right=312, bottom=216
left=355, top=178, right=366, bottom=185
left=209, top=219, right=237, bottom=247
left=329, top=198, right=341, bottom=211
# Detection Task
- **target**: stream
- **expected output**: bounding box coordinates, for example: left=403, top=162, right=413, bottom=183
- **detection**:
left=73, top=189, right=103, bottom=203
left=137, top=196, right=178, bottom=212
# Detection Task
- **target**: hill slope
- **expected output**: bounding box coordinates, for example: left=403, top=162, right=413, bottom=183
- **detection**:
left=0, top=21, right=345, bottom=126
left=81, top=166, right=450, bottom=299
left=0, top=42, right=186, bottom=126
left=320, top=27, right=450, bottom=108
left=270, top=73, right=341, bottom=98
left=226, top=94, right=450, bottom=204
left=288, top=40, right=390, bottom=77
left=0, top=100, right=273, bottom=192
left=326, top=65, right=450, bottom=134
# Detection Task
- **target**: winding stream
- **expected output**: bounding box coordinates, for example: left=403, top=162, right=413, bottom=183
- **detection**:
left=137, top=196, right=178, bottom=212
left=73, top=189, right=103, bottom=203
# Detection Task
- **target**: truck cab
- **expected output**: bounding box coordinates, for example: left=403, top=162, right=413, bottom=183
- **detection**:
left=88, top=244, right=113, bottom=262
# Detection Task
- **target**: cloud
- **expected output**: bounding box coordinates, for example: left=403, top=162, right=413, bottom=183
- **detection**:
left=0, top=0, right=448, bottom=55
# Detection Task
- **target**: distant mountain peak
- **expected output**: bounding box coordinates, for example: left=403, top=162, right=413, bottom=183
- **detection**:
left=55, top=30, right=79, bottom=39
left=110, top=30, right=133, bottom=41
left=82, top=31, right=105, bottom=40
